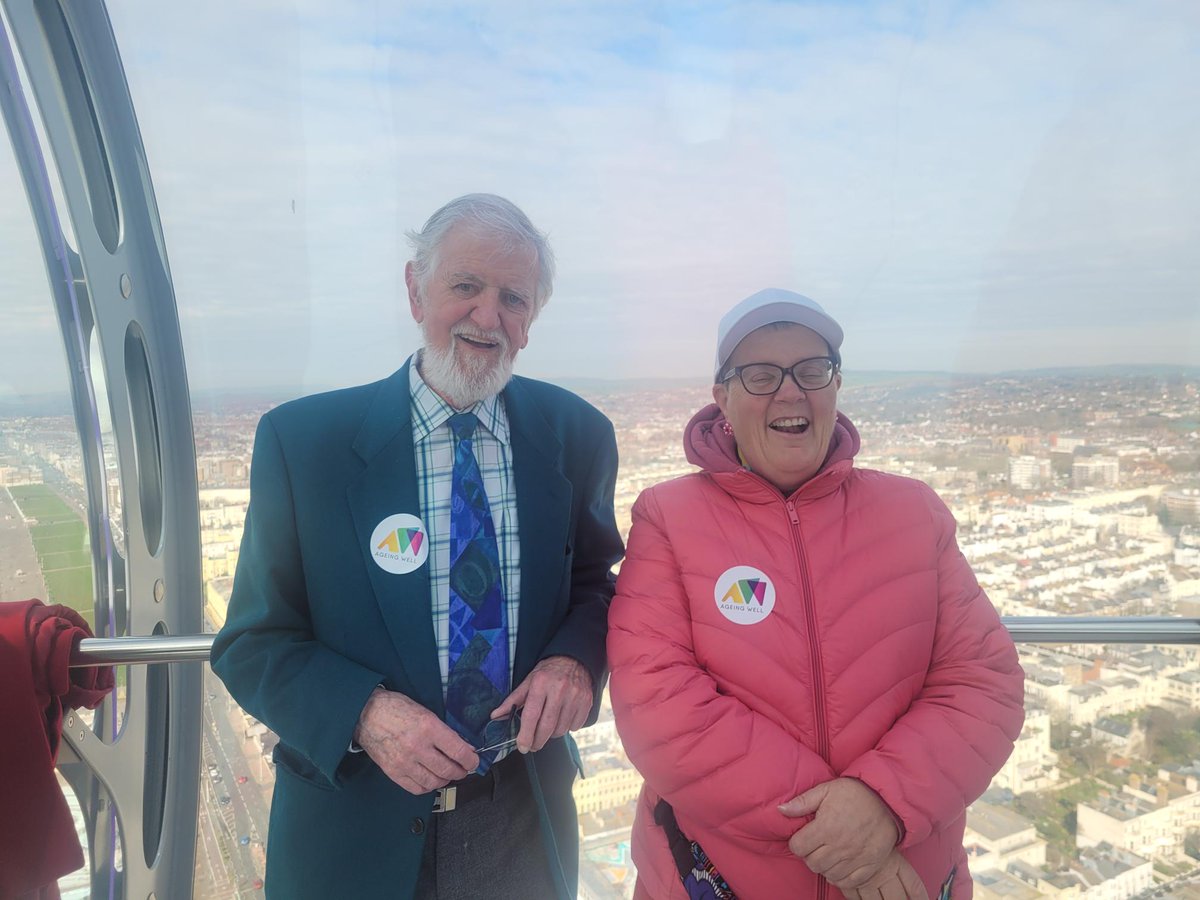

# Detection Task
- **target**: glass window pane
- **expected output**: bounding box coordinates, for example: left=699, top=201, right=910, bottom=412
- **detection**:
left=7, top=1, right=1183, bottom=897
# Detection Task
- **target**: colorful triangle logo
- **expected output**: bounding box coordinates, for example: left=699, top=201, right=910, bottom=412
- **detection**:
left=721, top=578, right=766, bottom=606
left=377, top=528, right=424, bottom=555
left=398, top=528, right=424, bottom=555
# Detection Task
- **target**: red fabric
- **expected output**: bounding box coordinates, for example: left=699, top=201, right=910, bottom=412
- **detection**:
left=608, top=405, right=1025, bottom=900
left=0, top=600, right=113, bottom=899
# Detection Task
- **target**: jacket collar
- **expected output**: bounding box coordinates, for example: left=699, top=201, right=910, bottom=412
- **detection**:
left=350, top=361, right=413, bottom=464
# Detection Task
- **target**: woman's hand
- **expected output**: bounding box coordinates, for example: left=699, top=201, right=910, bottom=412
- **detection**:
left=839, top=851, right=929, bottom=900
left=780, top=777, right=900, bottom=888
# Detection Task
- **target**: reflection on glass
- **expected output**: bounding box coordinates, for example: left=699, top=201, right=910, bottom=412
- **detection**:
left=87, top=328, right=124, bottom=561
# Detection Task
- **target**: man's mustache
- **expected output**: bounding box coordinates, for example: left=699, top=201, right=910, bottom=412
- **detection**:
left=451, top=326, right=510, bottom=353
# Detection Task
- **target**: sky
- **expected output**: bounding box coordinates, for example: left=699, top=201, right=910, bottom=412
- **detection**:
left=1, top=0, right=1198, bottom=398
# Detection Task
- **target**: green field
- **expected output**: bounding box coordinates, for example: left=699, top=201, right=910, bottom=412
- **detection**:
left=40, top=549, right=92, bottom=570
left=8, top=484, right=95, bottom=627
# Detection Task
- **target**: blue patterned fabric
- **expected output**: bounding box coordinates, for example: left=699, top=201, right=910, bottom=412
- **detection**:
left=409, top=364, right=520, bottom=697
left=682, top=841, right=736, bottom=900
left=444, top=412, right=510, bottom=771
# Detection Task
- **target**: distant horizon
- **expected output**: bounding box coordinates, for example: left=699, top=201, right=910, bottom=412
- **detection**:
left=3, top=362, right=1200, bottom=418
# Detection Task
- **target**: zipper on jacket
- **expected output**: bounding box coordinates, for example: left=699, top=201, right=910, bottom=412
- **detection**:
left=785, top=498, right=831, bottom=900
left=784, top=499, right=830, bottom=763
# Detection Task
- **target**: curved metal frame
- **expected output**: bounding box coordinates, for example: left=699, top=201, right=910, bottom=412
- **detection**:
left=0, top=1, right=201, bottom=897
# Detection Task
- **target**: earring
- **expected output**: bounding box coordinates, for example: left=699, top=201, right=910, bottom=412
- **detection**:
left=720, top=421, right=734, bottom=437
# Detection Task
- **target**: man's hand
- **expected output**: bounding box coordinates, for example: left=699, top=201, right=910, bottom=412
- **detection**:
left=353, top=687, right=478, bottom=794
left=840, top=851, right=929, bottom=900
left=780, top=777, right=900, bottom=888
left=491, top=655, right=593, bottom=753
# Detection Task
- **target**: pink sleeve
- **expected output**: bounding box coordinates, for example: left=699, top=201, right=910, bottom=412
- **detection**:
left=841, top=490, right=1025, bottom=847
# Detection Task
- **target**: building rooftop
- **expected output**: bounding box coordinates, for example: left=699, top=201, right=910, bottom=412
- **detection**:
left=1085, top=792, right=1158, bottom=822
left=1095, top=717, right=1133, bottom=738
left=967, top=802, right=1035, bottom=841
left=973, top=868, right=1044, bottom=899
left=1075, top=841, right=1149, bottom=882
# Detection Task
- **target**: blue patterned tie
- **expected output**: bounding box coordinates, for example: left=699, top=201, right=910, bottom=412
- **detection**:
left=445, top=413, right=510, bottom=770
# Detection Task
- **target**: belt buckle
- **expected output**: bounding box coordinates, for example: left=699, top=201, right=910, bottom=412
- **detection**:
left=432, top=785, right=457, bottom=814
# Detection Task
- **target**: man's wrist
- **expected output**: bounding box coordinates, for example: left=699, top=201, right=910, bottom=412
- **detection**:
left=349, top=684, right=387, bottom=753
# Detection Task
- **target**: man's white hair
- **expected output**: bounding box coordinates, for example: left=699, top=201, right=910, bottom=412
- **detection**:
left=406, top=193, right=555, bottom=314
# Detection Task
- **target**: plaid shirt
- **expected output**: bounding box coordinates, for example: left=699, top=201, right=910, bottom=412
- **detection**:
left=409, top=361, right=521, bottom=695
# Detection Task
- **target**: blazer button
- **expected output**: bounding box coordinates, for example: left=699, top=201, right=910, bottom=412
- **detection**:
left=411, top=817, right=425, bottom=835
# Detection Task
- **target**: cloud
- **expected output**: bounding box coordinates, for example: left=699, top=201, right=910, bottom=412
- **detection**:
left=1, top=0, right=1197, bottom=395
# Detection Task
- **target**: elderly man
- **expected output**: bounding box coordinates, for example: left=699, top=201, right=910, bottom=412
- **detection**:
left=212, top=194, right=623, bottom=899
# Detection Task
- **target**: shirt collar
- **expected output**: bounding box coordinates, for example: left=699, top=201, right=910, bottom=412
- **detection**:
left=409, top=353, right=510, bottom=446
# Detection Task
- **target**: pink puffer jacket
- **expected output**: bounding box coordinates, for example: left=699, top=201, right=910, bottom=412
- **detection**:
left=608, top=405, right=1024, bottom=900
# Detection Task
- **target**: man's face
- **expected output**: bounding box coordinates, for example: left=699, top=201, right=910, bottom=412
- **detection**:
left=406, top=223, right=539, bottom=407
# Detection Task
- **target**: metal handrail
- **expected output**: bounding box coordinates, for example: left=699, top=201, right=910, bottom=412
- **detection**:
left=74, top=633, right=215, bottom=665
left=1003, top=617, right=1200, bottom=644
left=67, top=617, right=1200, bottom=666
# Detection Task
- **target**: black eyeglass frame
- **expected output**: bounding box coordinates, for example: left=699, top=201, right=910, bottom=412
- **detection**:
left=720, top=356, right=840, bottom=395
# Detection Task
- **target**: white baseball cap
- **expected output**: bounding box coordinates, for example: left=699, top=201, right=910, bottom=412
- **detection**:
left=715, top=288, right=843, bottom=380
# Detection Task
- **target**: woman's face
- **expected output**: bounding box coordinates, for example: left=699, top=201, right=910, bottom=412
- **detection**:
left=712, top=323, right=841, bottom=495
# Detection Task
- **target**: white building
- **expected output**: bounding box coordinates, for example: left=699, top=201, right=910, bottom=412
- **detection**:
left=1076, top=771, right=1200, bottom=861
left=1073, top=456, right=1120, bottom=488
left=992, top=709, right=1060, bottom=795
left=1060, top=844, right=1152, bottom=900
left=1066, top=675, right=1158, bottom=727
left=572, top=754, right=643, bottom=815
left=964, top=802, right=1046, bottom=871
left=1092, top=718, right=1144, bottom=757
left=1164, top=489, right=1200, bottom=526
left=1009, top=456, right=1051, bottom=491
left=1164, top=669, right=1200, bottom=712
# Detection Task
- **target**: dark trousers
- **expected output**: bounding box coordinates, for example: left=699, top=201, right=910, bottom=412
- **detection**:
left=413, top=755, right=561, bottom=900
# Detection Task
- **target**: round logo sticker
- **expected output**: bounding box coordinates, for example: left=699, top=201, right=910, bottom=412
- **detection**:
left=713, top=565, right=776, bottom=625
left=369, top=514, right=429, bottom=574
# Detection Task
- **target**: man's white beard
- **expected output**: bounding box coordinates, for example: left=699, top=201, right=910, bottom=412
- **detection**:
left=419, top=324, right=515, bottom=409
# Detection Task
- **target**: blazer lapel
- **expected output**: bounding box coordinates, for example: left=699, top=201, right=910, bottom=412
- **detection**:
left=346, top=360, right=444, bottom=716
left=504, top=378, right=572, bottom=683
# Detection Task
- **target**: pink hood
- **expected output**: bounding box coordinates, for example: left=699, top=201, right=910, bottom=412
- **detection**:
left=684, top=402, right=862, bottom=482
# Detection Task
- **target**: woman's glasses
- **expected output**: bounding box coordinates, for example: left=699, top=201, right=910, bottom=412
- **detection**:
left=721, top=357, right=837, bottom=395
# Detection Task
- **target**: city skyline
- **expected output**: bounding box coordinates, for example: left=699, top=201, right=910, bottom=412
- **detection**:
left=1, top=0, right=1198, bottom=399
left=4, top=363, right=1199, bottom=898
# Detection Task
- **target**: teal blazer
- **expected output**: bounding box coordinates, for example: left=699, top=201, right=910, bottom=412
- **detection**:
left=211, top=361, right=624, bottom=899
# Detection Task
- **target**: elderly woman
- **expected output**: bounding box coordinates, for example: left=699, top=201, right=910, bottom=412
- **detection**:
left=608, top=289, right=1025, bottom=900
